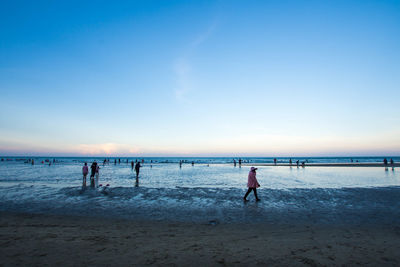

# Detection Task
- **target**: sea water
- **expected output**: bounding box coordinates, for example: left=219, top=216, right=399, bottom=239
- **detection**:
left=0, top=157, right=399, bottom=225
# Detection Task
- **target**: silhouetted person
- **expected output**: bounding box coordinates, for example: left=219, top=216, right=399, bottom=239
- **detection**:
left=95, top=164, right=100, bottom=187
left=82, top=163, right=88, bottom=188
left=131, top=161, right=134, bottom=169
left=289, top=159, right=292, bottom=166
left=179, top=160, right=182, bottom=168
left=192, top=161, right=194, bottom=166
left=384, top=158, right=388, bottom=165
left=90, top=162, right=97, bottom=188
left=296, top=160, right=299, bottom=168
left=243, top=167, right=260, bottom=202
left=274, top=158, right=277, bottom=165
left=114, top=159, right=117, bottom=165
left=239, top=158, right=242, bottom=167
left=118, top=158, right=121, bottom=164
left=302, top=161, right=305, bottom=168
left=135, top=162, right=141, bottom=178
left=390, top=158, right=394, bottom=165
left=234, top=159, right=237, bottom=167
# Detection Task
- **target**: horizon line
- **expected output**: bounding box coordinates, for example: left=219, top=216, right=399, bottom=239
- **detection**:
left=1, top=155, right=399, bottom=158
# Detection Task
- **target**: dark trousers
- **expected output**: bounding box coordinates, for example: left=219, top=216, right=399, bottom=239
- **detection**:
left=244, top=187, right=259, bottom=200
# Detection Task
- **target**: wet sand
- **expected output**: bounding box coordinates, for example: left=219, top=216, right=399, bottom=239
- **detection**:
left=1, top=212, right=399, bottom=266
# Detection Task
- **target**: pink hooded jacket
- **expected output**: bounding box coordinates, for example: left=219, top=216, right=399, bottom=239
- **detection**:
left=247, top=167, right=260, bottom=188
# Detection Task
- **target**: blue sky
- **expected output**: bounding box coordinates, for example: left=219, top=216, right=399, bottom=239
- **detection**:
left=0, top=0, right=399, bottom=156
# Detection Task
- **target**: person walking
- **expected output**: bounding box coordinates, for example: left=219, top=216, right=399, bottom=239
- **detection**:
left=135, top=162, right=141, bottom=178
left=82, top=162, right=88, bottom=188
left=243, top=167, right=261, bottom=202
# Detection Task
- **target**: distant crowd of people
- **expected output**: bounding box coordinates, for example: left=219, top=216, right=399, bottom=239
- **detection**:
left=82, top=159, right=142, bottom=188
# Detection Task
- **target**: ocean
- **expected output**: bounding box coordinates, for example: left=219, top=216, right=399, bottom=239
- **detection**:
left=0, top=156, right=399, bottom=225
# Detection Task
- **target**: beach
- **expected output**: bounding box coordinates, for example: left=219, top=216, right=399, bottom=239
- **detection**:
left=1, top=158, right=400, bottom=265
left=1, top=211, right=400, bottom=266
left=2, top=0, right=400, bottom=264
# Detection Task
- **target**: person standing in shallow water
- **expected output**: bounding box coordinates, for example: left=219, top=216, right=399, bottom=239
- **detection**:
left=95, top=164, right=100, bottom=188
left=135, top=162, right=141, bottom=178
left=243, top=167, right=261, bottom=202
left=82, top=163, right=88, bottom=188
left=90, top=162, right=97, bottom=188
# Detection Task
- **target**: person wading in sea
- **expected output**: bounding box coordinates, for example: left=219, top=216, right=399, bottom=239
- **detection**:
left=243, top=167, right=261, bottom=202
left=90, top=161, right=97, bottom=188
left=135, top=162, right=141, bottom=178
left=82, top=162, right=88, bottom=188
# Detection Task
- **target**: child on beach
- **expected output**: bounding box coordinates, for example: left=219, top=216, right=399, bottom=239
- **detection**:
left=243, top=167, right=261, bottom=202
left=82, top=163, right=88, bottom=187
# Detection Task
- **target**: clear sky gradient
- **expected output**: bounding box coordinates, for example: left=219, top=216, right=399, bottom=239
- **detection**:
left=1, top=0, right=399, bottom=156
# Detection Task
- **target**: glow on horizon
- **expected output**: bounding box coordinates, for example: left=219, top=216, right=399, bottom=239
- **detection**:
left=0, top=1, right=399, bottom=156
left=1, top=131, right=399, bottom=157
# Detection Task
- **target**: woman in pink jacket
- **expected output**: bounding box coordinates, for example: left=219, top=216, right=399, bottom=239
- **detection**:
left=243, top=167, right=261, bottom=201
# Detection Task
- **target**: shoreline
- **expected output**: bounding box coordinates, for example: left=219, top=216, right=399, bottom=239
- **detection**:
left=246, top=163, right=400, bottom=167
left=1, top=211, right=399, bottom=266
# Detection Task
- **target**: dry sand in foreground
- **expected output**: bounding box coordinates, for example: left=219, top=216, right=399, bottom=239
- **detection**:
left=0, top=212, right=399, bottom=266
